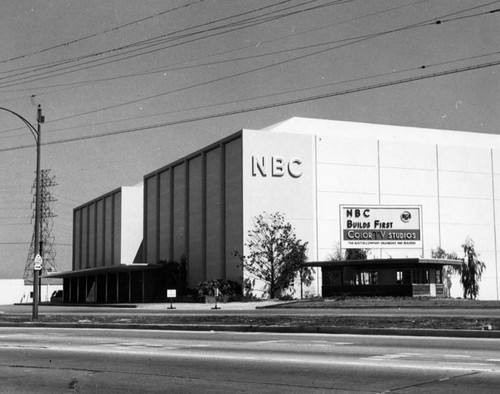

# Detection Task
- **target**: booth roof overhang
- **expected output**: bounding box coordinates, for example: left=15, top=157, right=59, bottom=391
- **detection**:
left=303, top=258, right=463, bottom=268
left=43, top=263, right=162, bottom=279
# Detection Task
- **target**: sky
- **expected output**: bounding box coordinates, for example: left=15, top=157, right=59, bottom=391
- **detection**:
left=0, top=0, right=499, bottom=278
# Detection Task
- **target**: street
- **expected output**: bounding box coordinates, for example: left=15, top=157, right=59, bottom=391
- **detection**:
left=0, top=327, right=499, bottom=393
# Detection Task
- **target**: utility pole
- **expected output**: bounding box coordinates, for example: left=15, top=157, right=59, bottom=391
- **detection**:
left=32, top=105, right=44, bottom=321
left=0, top=105, right=44, bottom=321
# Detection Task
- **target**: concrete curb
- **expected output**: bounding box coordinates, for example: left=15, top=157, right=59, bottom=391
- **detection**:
left=0, top=321, right=499, bottom=338
left=259, top=304, right=500, bottom=310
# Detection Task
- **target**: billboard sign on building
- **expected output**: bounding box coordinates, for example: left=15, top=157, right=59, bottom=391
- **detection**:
left=340, top=205, right=422, bottom=249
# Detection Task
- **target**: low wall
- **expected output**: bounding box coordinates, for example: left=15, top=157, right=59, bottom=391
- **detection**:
left=322, top=284, right=413, bottom=297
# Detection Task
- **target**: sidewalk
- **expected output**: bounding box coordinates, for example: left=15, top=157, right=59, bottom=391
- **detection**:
left=134, top=300, right=280, bottom=310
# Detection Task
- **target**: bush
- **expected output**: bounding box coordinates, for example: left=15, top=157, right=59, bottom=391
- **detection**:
left=196, top=279, right=242, bottom=300
left=158, top=257, right=188, bottom=296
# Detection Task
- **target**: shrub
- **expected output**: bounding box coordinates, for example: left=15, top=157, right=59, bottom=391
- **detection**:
left=158, top=257, right=188, bottom=296
left=195, top=279, right=242, bottom=300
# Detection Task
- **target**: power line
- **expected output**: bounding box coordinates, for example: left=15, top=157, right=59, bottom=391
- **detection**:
left=1, top=0, right=493, bottom=99
left=14, top=49, right=494, bottom=137
left=0, top=0, right=429, bottom=96
left=45, top=6, right=500, bottom=126
left=0, top=0, right=315, bottom=82
left=1, top=58, right=498, bottom=153
left=0, top=2, right=497, bottom=139
left=0, top=1, right=352, bottom=93
left=1, top=48, right=498, bottom=140
left=0, top=1, right=496, bottom=93
left=0, top=0, right=208, bottom=66
left=4, top=0, right=494, bottom=88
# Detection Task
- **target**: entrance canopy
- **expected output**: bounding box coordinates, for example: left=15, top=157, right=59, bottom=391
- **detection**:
left=44, top=263, right=158, bottom=279
left=44, top=264, right=165, bottom=303
left=304, top=258, right=463, bottom=268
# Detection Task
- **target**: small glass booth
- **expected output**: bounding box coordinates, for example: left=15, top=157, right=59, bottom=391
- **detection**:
left=305, top=258, right=462, bottom=297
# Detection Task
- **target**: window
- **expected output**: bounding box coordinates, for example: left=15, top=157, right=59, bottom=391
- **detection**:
left=435, top=269, right=443, bottom=284
left=354, top=271, right=379, bottom=285
left=396, top=271, right=403, bottom=284
left=396, top=270, right=411, bottom=284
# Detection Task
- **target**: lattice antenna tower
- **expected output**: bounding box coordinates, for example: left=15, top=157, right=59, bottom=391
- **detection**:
left=24, top=169, right=58, bottom=283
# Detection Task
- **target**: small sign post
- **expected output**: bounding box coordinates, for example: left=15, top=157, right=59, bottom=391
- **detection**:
left=166, top=289, right=176, bottom=309
left=211, top=287, right=221, bottom=310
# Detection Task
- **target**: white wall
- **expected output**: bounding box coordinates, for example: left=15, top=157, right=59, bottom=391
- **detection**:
left=0, top=280, right=62, bottom=305
left=437, top=145, right=497, bottom=299
left=260, top=118, right=500, bottom=299
left=121, top=183, right=144, bottom=264
left=316, top=135, right=379, bottom=261
left=242, top=129, right=317, bottom=296
left=0, top=280, right=25, bottom=305
left=242, top=129, right=316, bottom=248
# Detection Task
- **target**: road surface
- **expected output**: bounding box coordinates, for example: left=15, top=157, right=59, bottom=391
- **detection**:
left=0, top=327, right=499, bottom=393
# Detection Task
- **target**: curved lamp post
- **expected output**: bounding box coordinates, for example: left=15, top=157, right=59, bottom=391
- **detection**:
left=0, top=105, right=44, bottom=321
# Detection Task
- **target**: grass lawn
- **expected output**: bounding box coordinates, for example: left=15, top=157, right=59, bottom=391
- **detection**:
left=267, top=296, right=500, bottom=309
left=1, top=297, right=499, bottom=331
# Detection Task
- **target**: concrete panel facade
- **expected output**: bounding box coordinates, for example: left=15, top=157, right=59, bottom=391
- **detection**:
left=143, top=133, right=243, bottom=286
left=188, top=156, right=204, bottom=285
left=66, top=117, right=500, bottom=300
left=72, top=184, right=143, bottom=271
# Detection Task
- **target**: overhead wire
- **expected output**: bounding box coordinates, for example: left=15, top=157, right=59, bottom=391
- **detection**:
left=1, top=48, right=497, bottom=141
left=44, top=4, right=500, bottom=125
left=0, top=0, right=431, bottom=98
left=8, top=0, right=494, bottom=87
left=0, top=7, right=431, bottom=92
left=6, top=0, right=493, bottom=94
left=0, top=0, right=497, bottom=140
left=0, top=0, right=364, bottom=89
left=0, top=0, right=209, bottom=66
left=0, top=1, right=353, bottom=92
left=0, top=1, right=497, bottom=138
left=8, top=48, right=490, bottom=138
left=0, top=0, right=323, bottom=82
left=0, top=0, right=298, bottom=78
left=1, top=57, right=498, bottom=153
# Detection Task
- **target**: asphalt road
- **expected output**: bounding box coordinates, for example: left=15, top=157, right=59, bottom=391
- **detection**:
left=0, top=327, right=499, bottom=393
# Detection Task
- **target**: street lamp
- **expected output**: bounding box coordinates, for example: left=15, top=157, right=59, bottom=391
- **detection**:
left=0, top=105, right=44, bottom=321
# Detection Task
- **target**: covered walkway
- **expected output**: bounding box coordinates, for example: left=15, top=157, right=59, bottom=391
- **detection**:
left=46, top=264, right=165, bottom=303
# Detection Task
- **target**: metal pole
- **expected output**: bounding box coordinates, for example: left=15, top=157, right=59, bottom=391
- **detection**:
left=0, top=105, right=42, bottom=320
left=32, top=105, right=42, bottom=321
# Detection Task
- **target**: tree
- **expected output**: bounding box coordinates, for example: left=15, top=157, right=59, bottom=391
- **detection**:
left=234, top=212, right=311, bottom=299
left=431, top=246, right=459, bottom=297
left=458, top=237, right=486, bottom=299
left=344, top=248, right=369, bottom=260
left=329, top=244, right=369, bottom=261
